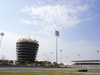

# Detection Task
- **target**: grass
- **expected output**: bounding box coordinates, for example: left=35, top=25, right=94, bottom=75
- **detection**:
left=0, top=72, right=35, bottom=75
left=0, top=72, right=87, bottom=75
left=31, top=72, right=86, bottom=75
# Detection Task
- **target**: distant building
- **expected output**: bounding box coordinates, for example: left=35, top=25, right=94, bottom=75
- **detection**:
left=72, top=60, right=100, bottom=69
left=16, top=38, right=39, bottom=63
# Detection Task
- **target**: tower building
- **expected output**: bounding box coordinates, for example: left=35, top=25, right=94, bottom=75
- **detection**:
left=16, top=38, right=39, bottom=63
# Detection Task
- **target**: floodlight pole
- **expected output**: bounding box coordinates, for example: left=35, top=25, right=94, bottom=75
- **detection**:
left=0, top=36, right=2, bottom=47
left=66, top=56, right=67, bottom=65
left=56, top=36, right=58, bottom=65
left=55, top=30, right=59, bottom=66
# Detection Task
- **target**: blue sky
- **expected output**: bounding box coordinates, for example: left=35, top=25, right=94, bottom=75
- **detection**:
left=0, top=0, right=100, bottom=64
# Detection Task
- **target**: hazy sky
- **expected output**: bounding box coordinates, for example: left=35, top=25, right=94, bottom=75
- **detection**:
left=0, top=0, right=100, bottom=65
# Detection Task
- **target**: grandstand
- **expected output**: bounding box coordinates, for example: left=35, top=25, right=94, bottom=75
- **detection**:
left=72, top=60, right=100, bottom=69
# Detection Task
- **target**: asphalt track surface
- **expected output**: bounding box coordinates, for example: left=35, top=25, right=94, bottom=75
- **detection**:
left=0, top=68, right=100, bottom=75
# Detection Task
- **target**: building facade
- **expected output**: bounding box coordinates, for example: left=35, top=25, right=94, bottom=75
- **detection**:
left=16, top=38, right=39, bottom=63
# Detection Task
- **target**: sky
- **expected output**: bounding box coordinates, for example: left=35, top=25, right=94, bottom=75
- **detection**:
left=0, top=0, right=100, bottom=65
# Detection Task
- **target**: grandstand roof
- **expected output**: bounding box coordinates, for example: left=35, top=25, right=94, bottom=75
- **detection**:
left=72, top=60, right=100, bottom=62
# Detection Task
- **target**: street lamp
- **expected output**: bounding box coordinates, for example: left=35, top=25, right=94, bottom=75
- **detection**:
left=0, top=32, right=5, bottom=47
left=43, top=54, right=45, bottom=61
left=37, top=56, right=39, bottom=61
left=51, top=52, right=53, bottom=63
left=78, top=54, right=80, bottom=60
left=60, top=49, right=62, bottom=64
left=97, top=50, right=100, bottom=60
left=66, top=56, right=67, bottom=65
